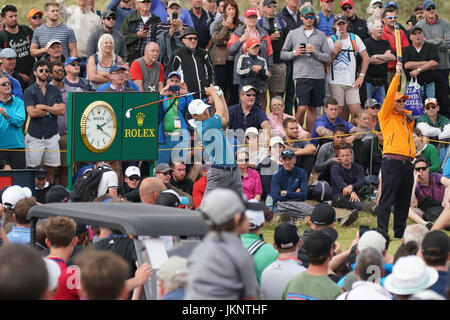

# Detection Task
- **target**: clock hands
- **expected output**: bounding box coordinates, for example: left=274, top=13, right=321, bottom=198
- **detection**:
left=98, top=118, right=112, bottom=129
left=96, top=124, right=111, bottom=137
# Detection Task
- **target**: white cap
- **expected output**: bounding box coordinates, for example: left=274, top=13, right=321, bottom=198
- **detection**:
left=1, top=185, right=32, bottom=209
left=358, top=230, right=386, bottom=254
left=46, top=39, right=62, bottom=48
left=125, top=166, right=141, bottom=177
left=43, top=258, right=61, bottom=292
left=270, top=136, right=285, bottom=147
left=188, top=99, right=210, bottom=116
left=369, top=0, right=383, bottom=6
left=245, top=127, right=259, bottom=136
left=424, top=97, right=438, bottom=107
left=245, top=199, right=265, bottom=229
left=161, top=189, right=189, bottom=205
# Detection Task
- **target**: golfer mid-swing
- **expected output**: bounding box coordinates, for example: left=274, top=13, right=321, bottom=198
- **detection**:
left=189, top=85, right=243, bottom=197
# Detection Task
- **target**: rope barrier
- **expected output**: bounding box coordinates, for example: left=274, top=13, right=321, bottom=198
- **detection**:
left=0, top=129, right=445, bottom=153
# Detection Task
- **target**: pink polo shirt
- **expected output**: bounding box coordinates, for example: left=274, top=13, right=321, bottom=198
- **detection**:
left=242, top=167, right=262, bottom=200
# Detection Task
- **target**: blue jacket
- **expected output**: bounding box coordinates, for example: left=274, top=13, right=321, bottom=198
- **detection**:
left=317, top=12, right=334, bottom=37
left=0, top=96, right=26, bottom=149
left=271, top=165, right=308, bottom=205
left=158, top=94, right=193, bottom=144
left=96, top=80, right=139, bottom=92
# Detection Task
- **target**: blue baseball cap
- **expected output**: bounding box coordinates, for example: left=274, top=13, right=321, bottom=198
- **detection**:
left=281, top=149, right=296, bottom=159
left=167, top=71, right=182, bottom=80
left=109, top=64, right=128, bottom=74
left=384, top=1, right=398, bottom=8
left=422, top=0, right=436, bottom=10
left=64, top=56, right=81, bottom=66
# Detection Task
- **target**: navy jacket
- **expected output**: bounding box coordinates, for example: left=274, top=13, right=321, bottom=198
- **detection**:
left=271, top=165, right=308, bottom=205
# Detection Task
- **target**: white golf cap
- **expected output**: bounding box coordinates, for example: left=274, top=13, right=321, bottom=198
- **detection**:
left=1, top=185, right=32, bottom=209
left=125, top=166, right=141, bottom=177
left=270, top=136, right=285, bottom=147
left=245, top=199, right=265, bottom=229
left=188, top=99, right=210, bottom=116
left=245, top=127, right=259, bottom=136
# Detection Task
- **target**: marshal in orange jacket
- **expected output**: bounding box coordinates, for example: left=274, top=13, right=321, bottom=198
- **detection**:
left=377, top=74, right=416, bottom=158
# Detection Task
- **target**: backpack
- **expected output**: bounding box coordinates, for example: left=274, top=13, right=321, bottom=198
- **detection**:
left=71, top=166, right=111, bottom=202
left=307, top=180, right=333, bottom=202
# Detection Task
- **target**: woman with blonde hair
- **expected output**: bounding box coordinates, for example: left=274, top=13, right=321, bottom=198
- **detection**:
left=87, top=33, right=122, bottom=90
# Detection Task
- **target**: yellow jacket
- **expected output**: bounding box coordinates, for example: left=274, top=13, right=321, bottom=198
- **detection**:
left=378, top=74, right=416, bottom=158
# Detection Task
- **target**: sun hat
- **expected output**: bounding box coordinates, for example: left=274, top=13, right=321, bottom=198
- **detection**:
left=384, top=255, right=438, bottom=295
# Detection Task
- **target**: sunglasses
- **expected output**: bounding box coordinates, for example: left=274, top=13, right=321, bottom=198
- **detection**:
left=32, top=14, right=43, bottom=19
left=139, top=0, right=151, bottom=3
left=415, top=166, right=428, bottom=172
left=368, top=105, right=380, bottom=109
left=127, top=175, right=140, bottom=181
left=372, top=5, right=383, bottom=9
left=303, top=15, right=315, bottom=20
left=184, top=37, right=198, bottom=41
left=105, top=16, right=116, bottom=21
left=267, top=3, right=277, bottom=8
left=70, top=62, right=80, bottom=67
left=53, top=69, right=64, bottom=74
left=425, top=104, right=437, bottom=110
left=38, top=68, right=49, bottom=73
left=342, top=5, right=353, bottom=11
left=386, top=16, right=398, bottom=20
left=245, top=93, right=256, bottom=97
left=426, top=6, right=436, bottom=11
left=395, top=99, right=406, bottom=103
left=159, top=171, right=172, bottom=176
left=238, top=158, right=250, bottom=162
left=0, top=81, right=11, bottom=87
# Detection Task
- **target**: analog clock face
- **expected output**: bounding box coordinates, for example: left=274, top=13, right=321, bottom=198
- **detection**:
left=80, top=102, right=117, bottom=153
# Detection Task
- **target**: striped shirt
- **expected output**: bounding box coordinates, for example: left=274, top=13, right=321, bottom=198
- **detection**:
left=32, top=23, right=77, bottom=58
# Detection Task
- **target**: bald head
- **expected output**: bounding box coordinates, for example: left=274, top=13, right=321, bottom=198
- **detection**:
left=139, top=177, right=166, bottom=204
left=144, top=42, right=160, bottom=65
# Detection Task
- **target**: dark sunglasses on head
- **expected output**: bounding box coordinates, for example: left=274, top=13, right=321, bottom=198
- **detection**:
left=342, top=5, right=353, bottom=11
left=32, top=14, right=43, bottom=19
left=426, top=6, right=436, bottom=11
left=425, top=104, right=437, bottom=110
left=415, top=166, right=428, bottom=171
left=38, top=68, right=49, bottom=73
left=0, top=80, right=11, bottom=87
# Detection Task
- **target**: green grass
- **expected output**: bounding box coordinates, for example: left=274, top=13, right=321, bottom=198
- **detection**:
left=261, top=201, right=405, bottom=256
left=14, top=0, right=450, bottom=26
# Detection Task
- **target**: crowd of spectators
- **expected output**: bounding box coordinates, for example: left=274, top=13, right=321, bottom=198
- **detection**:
left=0, top=0, right=449, bottom=300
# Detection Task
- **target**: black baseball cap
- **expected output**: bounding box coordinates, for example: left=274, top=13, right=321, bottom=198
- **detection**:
left=34, top=165, right=47, bottom=179
left=281, top=149, right=296, bottom=159
left=421, top=230, right=449, bottom=259
left=310, top=203, right=336, bottom=225
left=302, top=227, right=338, bottom=259
left=274, top=222, right=300, bottom=249
left=45, top=185, right=71, bottom=203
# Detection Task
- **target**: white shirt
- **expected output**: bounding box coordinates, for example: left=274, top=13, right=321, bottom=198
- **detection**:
left=260, top=257, right=306, bottom=300
left=97, top=165, right=118, bottom=196
left=336, top=280, right=392, bottom=300
left=327, top=34, right=366, bottom=86
left=58, top=2, right=102, bottom=58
